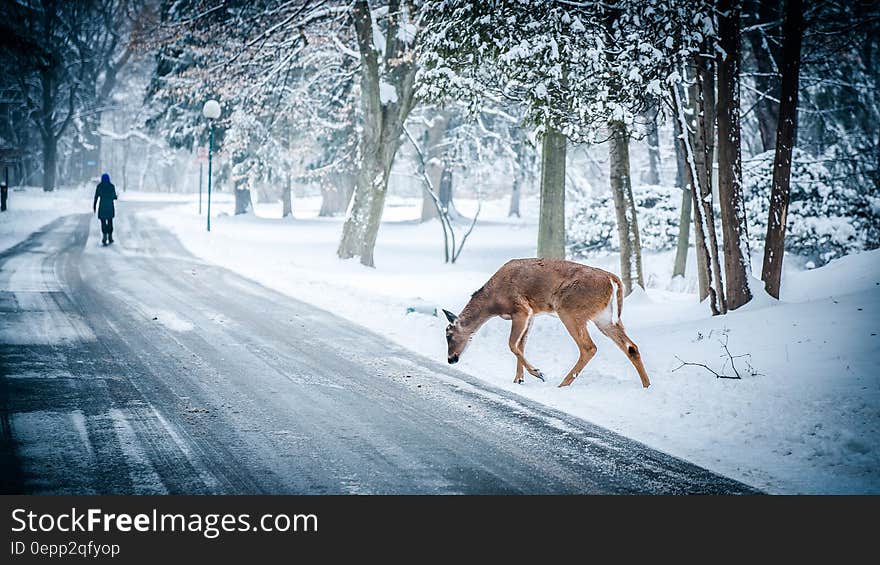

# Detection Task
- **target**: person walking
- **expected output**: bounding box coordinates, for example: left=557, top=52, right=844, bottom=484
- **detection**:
left=93, top=173, right=118, bottom=245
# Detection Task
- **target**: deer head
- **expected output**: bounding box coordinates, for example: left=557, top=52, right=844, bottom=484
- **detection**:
left=443, top=309, right=469, bottom=364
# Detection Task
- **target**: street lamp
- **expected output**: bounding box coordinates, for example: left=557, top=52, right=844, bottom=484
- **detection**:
left=202, top=99, right=221, bottom=232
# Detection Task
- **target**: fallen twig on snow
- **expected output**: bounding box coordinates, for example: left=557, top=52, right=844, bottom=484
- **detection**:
left=672, top=330, right=761, bottom=380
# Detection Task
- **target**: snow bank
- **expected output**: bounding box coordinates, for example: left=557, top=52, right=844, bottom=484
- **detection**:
left=0, top=187, right=89, bottom=253
left=782, top=249, right=880, bottom=302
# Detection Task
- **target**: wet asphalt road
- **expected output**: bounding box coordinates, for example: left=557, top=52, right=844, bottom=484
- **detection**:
left=0, top=207, right=758, bottom=494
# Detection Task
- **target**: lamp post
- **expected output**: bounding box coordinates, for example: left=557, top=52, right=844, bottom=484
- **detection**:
left=202, top=99, right=221, bottom=232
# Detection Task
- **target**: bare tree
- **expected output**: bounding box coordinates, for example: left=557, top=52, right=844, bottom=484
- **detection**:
left=743, top=0, right=782, bottom=153
left=337, top=0, right=419, bottom=267
left=26, top=1, right=87, bottom=191
left=71, top=0, right=141, bottom=183
left=405, top=126, right=480, bottom=263
left=1, top=1, right=141, bottom=190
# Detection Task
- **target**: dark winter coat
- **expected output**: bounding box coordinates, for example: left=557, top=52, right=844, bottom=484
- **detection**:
left=94, top=181, right=117, bottom=219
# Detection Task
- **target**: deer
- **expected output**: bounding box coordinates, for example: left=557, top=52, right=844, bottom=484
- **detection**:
left=443, top=258, right=650, bottom=388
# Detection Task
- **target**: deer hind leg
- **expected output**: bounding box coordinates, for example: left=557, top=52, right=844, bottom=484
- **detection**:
left=509, top=311, right=544, bottom=383
left=513, top=317, right=534, bottom=384
left=595, top=321, right=651, bottom=388
left=558, top=313, right=597, bottom=387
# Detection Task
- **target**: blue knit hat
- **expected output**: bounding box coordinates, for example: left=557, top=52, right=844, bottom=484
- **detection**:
left=101, top=173, right=110, bottom=183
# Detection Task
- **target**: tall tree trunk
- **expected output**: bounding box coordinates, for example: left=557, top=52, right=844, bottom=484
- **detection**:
left=353, top=111, right=413, bottom=267
left=682, top=75, right=711, bottom=299
left=508, top=177, right=521, bottom=217
left=874, top=37, right=880, bottom=194
left=744, top=0, right=782, bottom=153
left=643, top=111, right=662, bottom=185
left=438, top=167, right=453, bottom=212
left=691, top=52, right=716, bottom=209
left=422, top=158, right=442, bottom=220
left=41, top=132, right=56, bottom=192
left=672, top=79, right=724, bottom=315
left=40, top=68, right=56, bottom=192
left=691, top=51, right=727, bottom=314
left=337, top=0, right=416, bottom=267
left=673, top=112, right=692, bottom=278
left=72, top=111, right=102, bottom=184
left=339, top=179, right=352, bottom=213
left=282, top=173, right=293, bottom=218
left=509, top=133, right=531, bottom=218
left=319, top=173, right=354, bottom=216
left=121, top=138, right=129, bottom=191
left=762, top=0, right=804, bottom=298
left=608, top=120, right=644, bottom=294
left=337, top=184, right=370, bottom=258
left=60, top=143, right=73, bottom=183
left=717, top=0, right=752, bottom=310
left=138, top=145, right=152, bottom=192
left=537, top=125, right=566, bottom=259
left=420, top=111, right=450, bottom=222
left=357, top=159, right=393, bottom=268
left=337, top=0, right=386, bottom=262
left=673, top=188, right=693, bottom=279
left=234, top=188, right=253, bottom=215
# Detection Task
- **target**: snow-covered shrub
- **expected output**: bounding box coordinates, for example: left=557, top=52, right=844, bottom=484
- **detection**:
left=743, top=149, right=879, bottom=267
left=567, top=184, right=680, bottom=257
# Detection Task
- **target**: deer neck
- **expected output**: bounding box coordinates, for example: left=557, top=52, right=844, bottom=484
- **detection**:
left=458, top=298, right=493, bottom=335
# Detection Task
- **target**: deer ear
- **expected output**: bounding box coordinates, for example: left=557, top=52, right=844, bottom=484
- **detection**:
left=443, top=309, right=458, bottom=324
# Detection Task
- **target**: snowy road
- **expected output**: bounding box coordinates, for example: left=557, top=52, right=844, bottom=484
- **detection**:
left=0, top=208, right=757, bottom=494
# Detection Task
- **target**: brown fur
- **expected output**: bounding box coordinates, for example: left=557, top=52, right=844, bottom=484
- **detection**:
left=444, top=258, right=650, bottom=388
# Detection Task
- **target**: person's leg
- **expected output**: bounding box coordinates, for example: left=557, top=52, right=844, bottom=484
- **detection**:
left=107, top=218, right=114, bottom=243
left=100, top=219, right=108, bottom=244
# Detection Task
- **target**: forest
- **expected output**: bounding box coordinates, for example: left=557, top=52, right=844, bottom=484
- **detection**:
left=1, top=0, right=877, bottom=308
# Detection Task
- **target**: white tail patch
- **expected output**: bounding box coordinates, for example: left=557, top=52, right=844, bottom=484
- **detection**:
left=609, top=278, right=620, bottom=325
left=595, top=278, right=619, bottom=327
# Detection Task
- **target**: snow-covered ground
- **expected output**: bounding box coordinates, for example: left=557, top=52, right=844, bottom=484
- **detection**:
left=136, top=192, right=880, bottom=494
left=0, top=187, right=90, bottom=253
left=3, top=189, right=878, bottom=493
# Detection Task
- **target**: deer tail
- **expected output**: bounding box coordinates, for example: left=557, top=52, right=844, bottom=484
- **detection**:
left=610, top=275, right=623, bottom=325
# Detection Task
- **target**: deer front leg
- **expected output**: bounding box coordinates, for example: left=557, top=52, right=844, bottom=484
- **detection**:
left=509, top=312, right=544, bottom=383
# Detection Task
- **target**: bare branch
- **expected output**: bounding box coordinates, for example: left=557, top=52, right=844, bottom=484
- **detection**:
left=672, top=332, right=762, bottom=380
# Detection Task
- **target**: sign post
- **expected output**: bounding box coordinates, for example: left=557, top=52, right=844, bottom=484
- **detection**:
left=0, top=147, right=27, bottom=212
left=196, top=146, right=208, bottom=215
left=207, top=128, right=213, bottom=231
